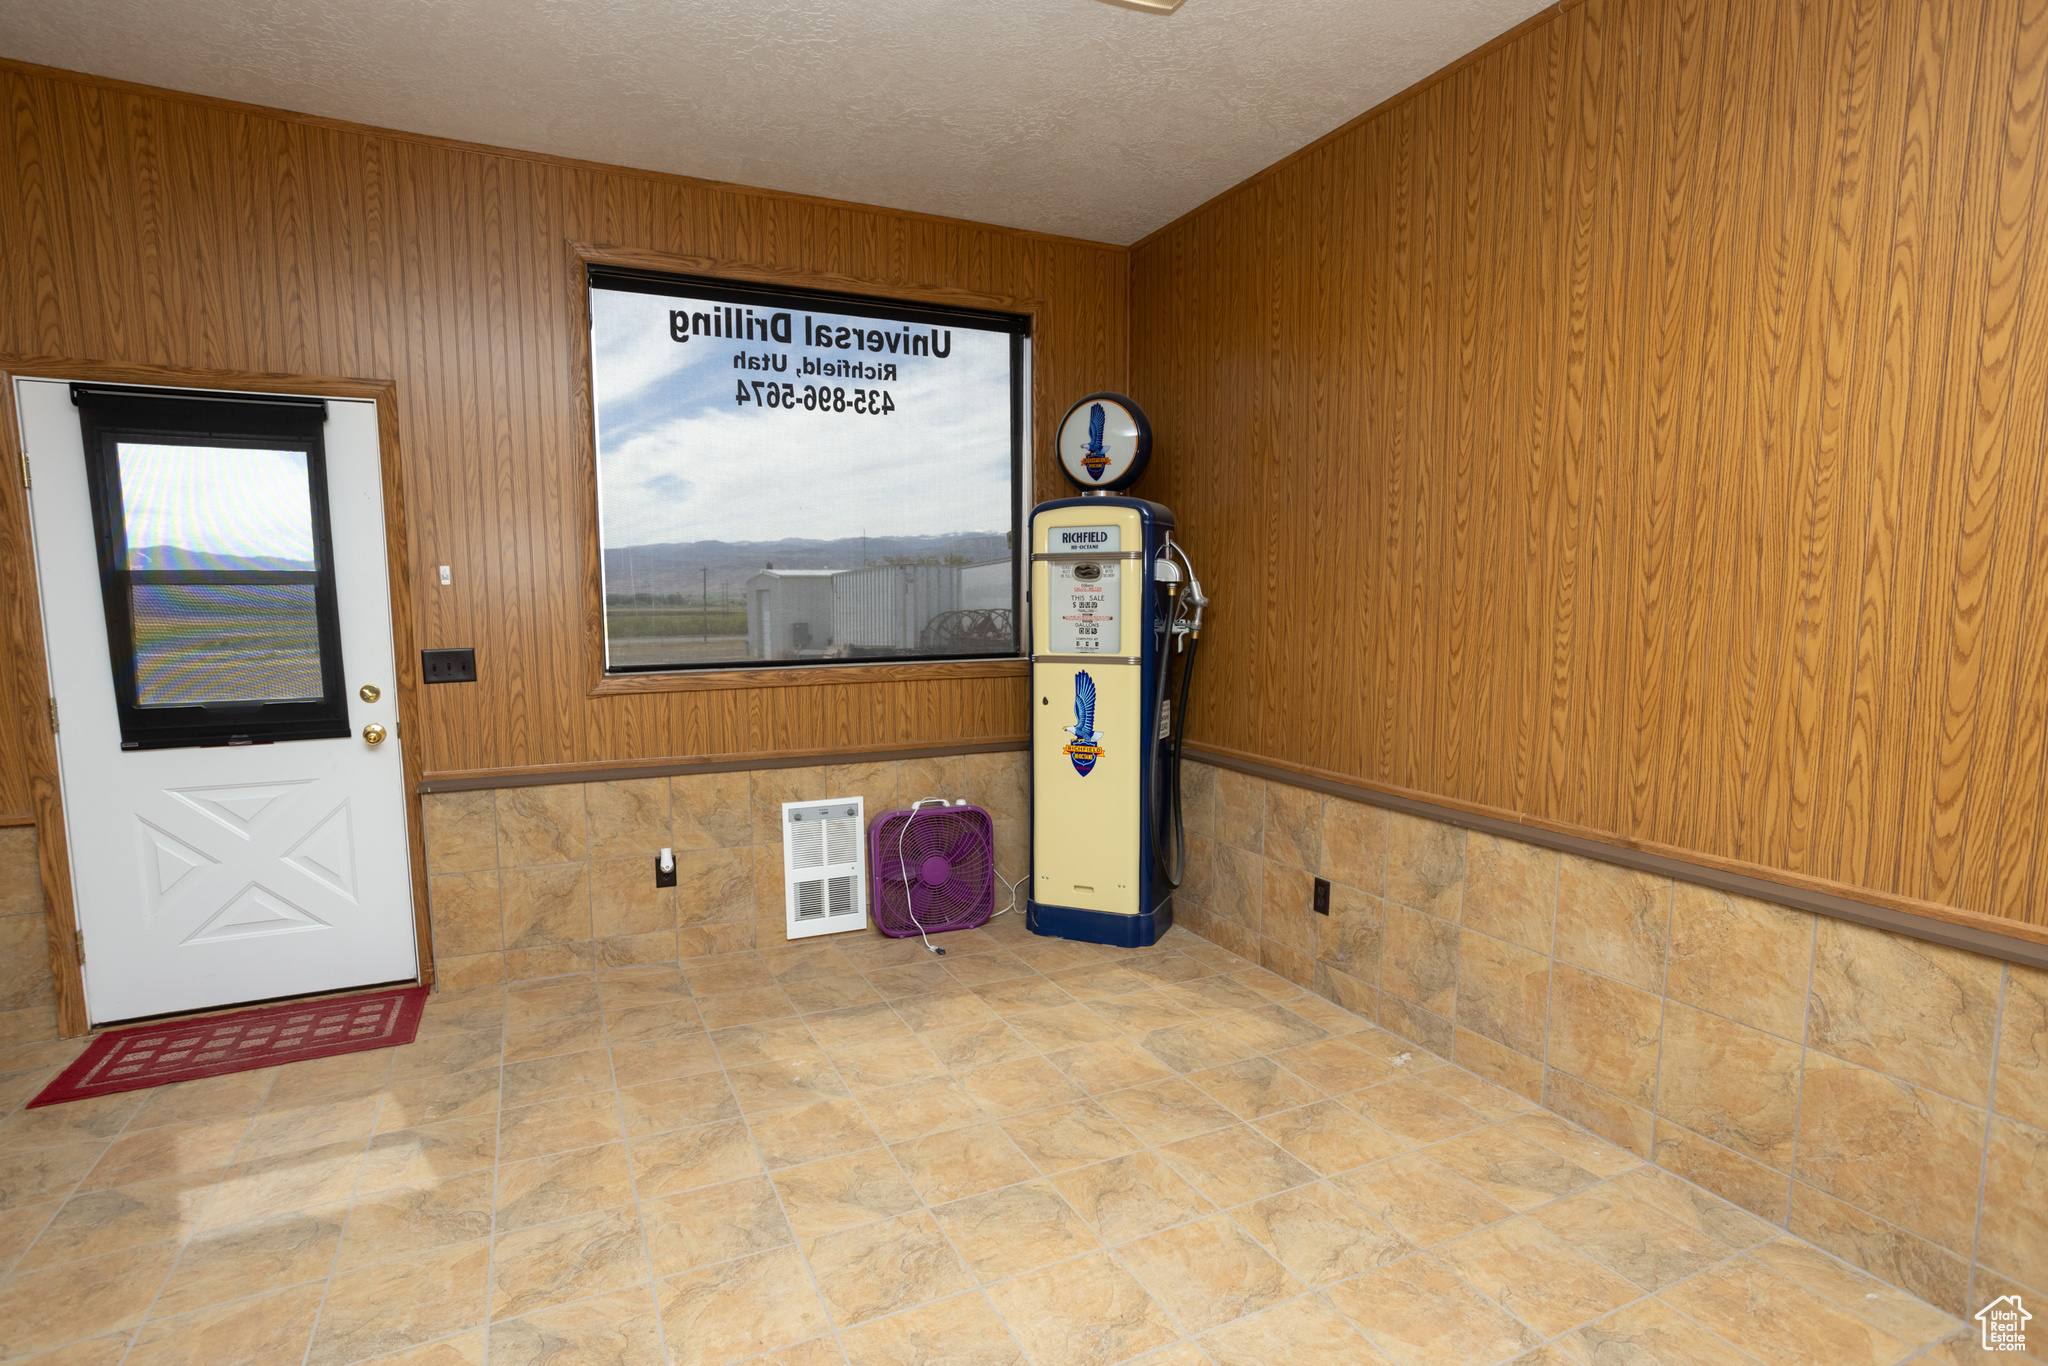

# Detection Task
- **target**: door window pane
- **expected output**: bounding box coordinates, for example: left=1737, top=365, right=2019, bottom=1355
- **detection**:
left=73, top=385, right=347, bottom=749
left=115, top=442, right=325, bottom=709
left=117, top=443, right=316, bottom=571
left=130, top=582, right=325, bottom=706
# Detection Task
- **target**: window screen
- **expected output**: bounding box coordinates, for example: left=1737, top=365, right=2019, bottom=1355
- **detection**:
left=71, top=385, right=348, bottom=749
left=586, top=265, right=1027, bottom=673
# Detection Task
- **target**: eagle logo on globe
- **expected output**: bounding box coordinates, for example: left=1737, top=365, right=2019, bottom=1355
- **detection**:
left=1080, top=402, right=1111, bottom=480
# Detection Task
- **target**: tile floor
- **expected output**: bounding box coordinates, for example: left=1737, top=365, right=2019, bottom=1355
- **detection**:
left=0, top=916, right=1987, bottom=1365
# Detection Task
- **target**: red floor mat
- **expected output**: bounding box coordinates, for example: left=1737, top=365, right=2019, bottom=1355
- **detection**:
left=27, top=985, right=429, bottom=1108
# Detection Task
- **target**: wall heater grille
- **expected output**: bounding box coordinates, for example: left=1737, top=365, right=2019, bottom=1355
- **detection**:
left=783, top=798, right=866, bottom=940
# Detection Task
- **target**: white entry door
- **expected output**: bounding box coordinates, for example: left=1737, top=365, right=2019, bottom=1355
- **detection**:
left=17, top=379, right=417, bottom=1023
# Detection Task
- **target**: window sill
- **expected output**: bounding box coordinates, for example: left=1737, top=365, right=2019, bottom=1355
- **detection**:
left=588, top=656, right=1028, bottom=696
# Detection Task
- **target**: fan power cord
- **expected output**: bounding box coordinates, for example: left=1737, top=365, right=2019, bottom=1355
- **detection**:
left=895, top=797, right=958, bottom=956
left=990, top=867, right=1019, bottom=919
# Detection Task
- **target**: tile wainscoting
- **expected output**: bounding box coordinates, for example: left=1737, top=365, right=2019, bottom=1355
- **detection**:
left=1171, top=759, right=2048, bottom=1335
left=0, top=756, right=1028, bottom=1049
left=420, top=752, right=1029, bottom=992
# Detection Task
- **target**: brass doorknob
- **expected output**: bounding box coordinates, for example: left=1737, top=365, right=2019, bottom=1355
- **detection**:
left=362, top=723, right=387, bottom=746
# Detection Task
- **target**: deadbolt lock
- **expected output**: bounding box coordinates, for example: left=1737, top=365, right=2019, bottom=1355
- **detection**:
left=362, top=723, right=387, bottom=745
left=359, top=683, right=381, bottom=703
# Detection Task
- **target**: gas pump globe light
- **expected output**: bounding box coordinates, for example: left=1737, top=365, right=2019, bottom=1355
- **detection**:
left=1056, top=392, right=1153, bottom=493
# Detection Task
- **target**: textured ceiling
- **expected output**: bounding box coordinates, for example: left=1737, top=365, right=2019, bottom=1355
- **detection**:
left=0, top=0, right=1552, bottom=244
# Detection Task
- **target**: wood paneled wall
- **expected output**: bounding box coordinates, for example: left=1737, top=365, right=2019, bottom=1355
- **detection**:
left=0, top=61, right=1125, bottom=793
left=1132, top=0, right=2048, bottom=926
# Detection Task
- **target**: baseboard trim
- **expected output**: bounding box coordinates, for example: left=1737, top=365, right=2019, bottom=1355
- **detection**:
left=1185, top=742, right=2048, bottom=970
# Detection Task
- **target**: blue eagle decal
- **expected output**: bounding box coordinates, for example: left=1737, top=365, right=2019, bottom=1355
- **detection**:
left=1081, top=403, right=1111, bottom=480
left=1063, top=670, right=1104, bottom=776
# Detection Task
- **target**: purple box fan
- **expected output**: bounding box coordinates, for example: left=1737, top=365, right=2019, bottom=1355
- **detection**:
left=868, top=801, right=996, bottom=937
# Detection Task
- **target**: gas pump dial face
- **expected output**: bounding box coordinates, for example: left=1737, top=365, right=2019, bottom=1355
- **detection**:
left=1056, top=392, right=1152, bottom=492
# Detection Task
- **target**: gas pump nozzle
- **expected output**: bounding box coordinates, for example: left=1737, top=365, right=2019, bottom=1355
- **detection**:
left=1159, top=539, right=1205, bottom=644
left=1184, top=577, right=1208, bottom=635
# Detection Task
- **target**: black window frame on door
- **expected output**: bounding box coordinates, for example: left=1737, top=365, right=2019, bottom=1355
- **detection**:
left=70, top=383, right=350, bottom=750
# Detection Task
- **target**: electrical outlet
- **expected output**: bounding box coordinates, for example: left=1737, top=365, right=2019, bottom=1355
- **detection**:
left=1313, top=877, right=1331, bottom=915
left=654, top=851, right=677, bottom=888
left=421, top=647, right=477, bottom=684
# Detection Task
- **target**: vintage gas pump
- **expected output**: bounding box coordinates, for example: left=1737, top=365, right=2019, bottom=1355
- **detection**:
left=1028, top=393, right=1206, bottom=948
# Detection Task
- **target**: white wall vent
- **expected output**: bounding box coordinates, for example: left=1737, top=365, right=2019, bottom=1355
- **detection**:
left=783, top=798, right=866, bottom=940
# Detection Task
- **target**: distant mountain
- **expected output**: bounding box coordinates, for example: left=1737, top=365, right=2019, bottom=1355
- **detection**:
left=128, top=545, right=317, bottom=572
left=604, top=533, right=1010, bottom=596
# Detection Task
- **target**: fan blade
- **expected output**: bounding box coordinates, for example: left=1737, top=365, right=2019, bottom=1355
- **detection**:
left=939, top=835, right=987, bottom=870
left=936, top=824, right=988, bottom=862
left=882, top=816, right=927, bottom=876
left=903, top=817, right=949, bottom=860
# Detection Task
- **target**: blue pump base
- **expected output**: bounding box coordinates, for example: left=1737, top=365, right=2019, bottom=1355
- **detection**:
left=1026, top=897, right=1173, bottom=949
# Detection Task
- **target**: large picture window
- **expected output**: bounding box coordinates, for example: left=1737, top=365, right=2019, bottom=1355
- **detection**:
left=586, top=265, right=1028, bottom=673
